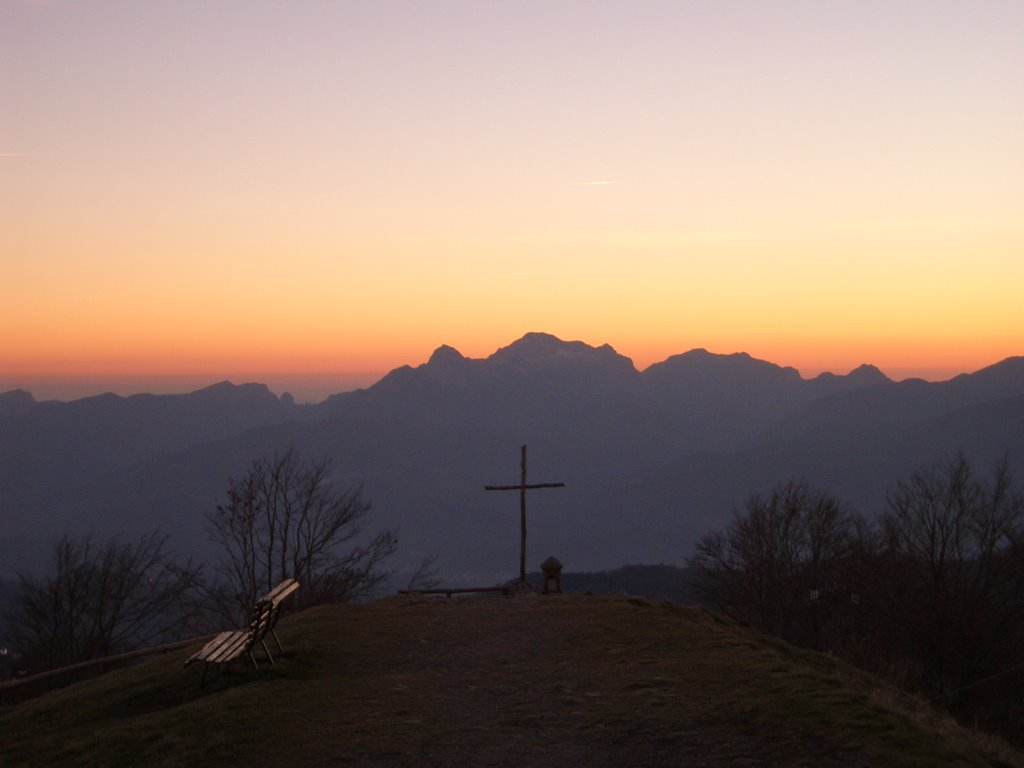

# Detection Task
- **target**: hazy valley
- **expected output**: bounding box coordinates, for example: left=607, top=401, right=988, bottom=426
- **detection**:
left=3, top=332, right=1023, bottom=584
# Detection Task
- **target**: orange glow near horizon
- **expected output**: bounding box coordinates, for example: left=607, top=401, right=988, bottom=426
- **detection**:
left=4, top=331, right=1020, bottom=406
left=2, top=2, right=1022, bottom=403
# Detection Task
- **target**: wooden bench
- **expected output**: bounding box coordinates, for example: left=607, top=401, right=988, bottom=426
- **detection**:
left=185, top=578, right=300, bottom=687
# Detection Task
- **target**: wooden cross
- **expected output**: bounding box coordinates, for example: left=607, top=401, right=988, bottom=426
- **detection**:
left=485, top=444, right=565, bottom=583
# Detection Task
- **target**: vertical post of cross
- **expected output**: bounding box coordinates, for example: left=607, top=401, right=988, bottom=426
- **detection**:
left=519, top=444, right=527, bottom=581
left=485, top=444, right=565, bottom=583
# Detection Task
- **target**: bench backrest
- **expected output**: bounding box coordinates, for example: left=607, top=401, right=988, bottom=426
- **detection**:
left=261, top=578, right=300, bottom=608
left=241, top=579, right=300, bottom=651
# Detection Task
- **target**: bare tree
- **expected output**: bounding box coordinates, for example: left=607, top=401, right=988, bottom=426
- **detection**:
left=404, top=554, right=442, bottom=591
left=686, top=457, right=1024, bottom=744
left=204, top=448, right=397, bottom=622
left=688, top=478, right=864, bottom=646
left=878, top=453, right=1024, bottom=698
left=4, top=530, right=203, bottom=673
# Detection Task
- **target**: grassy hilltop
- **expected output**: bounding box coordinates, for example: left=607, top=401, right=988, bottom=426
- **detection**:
left=1, top=594, right=1020, bottom=768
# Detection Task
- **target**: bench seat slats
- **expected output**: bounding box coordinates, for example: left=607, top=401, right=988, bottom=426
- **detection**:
left=187, top=630, right=248, bottom=665
left=204, top=631, right=250, bottom=664
left=186, top=631, right=232, bottom=665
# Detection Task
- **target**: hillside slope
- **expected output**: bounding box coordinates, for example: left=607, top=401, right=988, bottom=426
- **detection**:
left=1, top=595, right=1019, bottom=767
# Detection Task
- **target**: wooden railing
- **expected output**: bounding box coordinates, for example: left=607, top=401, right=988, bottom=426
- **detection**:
left=0, top=635, right=211, bottom=707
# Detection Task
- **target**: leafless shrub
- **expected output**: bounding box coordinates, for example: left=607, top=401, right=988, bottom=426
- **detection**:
left=687, top=478, right=863, bottom=647
left=4, top=530, right=203, bottom=673
left=878, top=452, right=1024, bottom=699
left=203, top=447, right=397, bottom=623
left=404, top=554, right=442, bottom=591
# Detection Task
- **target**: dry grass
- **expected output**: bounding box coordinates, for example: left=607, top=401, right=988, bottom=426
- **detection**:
left=2, top=593, right=1022, bottom=767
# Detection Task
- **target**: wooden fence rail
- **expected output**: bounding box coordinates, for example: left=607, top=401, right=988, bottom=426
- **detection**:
left=0, top=634, right=211, bottom=706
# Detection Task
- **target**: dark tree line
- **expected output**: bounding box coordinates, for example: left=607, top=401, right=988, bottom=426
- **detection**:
left=3, top=448, right=397, bottom=677
left=688, top=453, right=1024, bottom=744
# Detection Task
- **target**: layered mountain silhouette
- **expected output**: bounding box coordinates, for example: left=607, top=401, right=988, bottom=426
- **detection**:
left=3, top=333, right=1023, bottom=582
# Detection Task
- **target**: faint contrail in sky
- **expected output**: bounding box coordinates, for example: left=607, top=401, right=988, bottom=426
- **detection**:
left=0, top=153, right=29, bottom=157
left=567, top=180, right=617, bottom=186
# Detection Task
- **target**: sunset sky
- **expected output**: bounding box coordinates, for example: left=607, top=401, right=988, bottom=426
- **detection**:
left=2, top=1, right=1022, bottom=402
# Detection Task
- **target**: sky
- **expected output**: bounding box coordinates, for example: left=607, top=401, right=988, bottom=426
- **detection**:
left=2, top=0, right=1022, bottom=403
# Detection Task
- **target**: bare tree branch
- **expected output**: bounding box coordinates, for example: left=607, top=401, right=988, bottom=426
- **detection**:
left=204, top=448, right=397, bottom=623
left=3, top=531, right=204, bottom=674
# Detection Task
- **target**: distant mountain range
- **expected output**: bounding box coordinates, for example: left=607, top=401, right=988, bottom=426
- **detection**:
left=3, top=332, right=1024, bottom=582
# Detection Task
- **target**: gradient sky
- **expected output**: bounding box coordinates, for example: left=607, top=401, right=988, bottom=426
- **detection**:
left=2, top=1, right=1022, bottom=402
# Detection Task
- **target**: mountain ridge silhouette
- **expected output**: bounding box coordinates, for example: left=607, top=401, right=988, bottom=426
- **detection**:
left=2, top=333, right=1022, bottom=581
